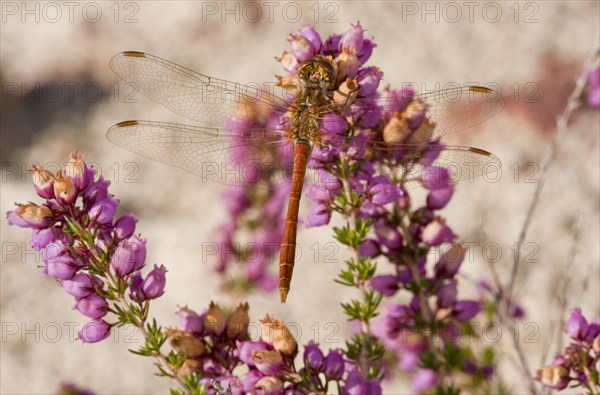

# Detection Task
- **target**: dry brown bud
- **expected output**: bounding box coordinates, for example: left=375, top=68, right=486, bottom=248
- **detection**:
left=226, top=302, right=249, bottom=340
left=260, top=314, right=297, bottom=356
left=204, top=301, right=226, bottom=336
left=165, top=328, right=205, bottom=358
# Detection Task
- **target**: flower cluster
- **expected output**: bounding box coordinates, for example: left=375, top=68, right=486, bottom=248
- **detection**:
left=166, top=302, right=348, bottom=394
left=536, top=308, right=600, bottom=392
left=6, top=152, right=167, bottom=343
left=209, top=22, right=506, bottom=393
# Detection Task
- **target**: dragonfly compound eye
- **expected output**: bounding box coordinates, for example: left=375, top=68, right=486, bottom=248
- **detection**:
left=298, top=56, right=337, bottom=89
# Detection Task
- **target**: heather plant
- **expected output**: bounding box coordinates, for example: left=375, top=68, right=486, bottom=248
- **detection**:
left=6, top=24, right=600, bottom=395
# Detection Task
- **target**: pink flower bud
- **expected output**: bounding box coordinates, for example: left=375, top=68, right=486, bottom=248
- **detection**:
left=252, top=350, right=283, bottom=375
left=289, top=33, right=315, bottom=62
left=114, top=213, right=137, bottom=240
left=565, top=308, right=589, bottom=340
left=111, top=236, right=147, bottom=276
left=30, top=164, right=55, bottom=199
left=177, top=306, right=204, bottom=334
left=78, top=320, right=111, bottom=343
left=75, top=293, right=108, bottom=319
left=65, top=151, right=93, bottom=191
left=421, top=218, right=456, bottom=246
left=89, top=195, right=119, bottom=225
left=339, top=22, right=365, bottom=52
left=142, top=264, right=167, bottom=299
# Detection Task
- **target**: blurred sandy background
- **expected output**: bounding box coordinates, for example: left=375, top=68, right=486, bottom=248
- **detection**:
left=1, top=1, right=599, bottom=394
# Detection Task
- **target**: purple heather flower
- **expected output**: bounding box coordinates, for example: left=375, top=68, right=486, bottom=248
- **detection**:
left=565, top=308, right=589, bottom=340
left=30, top=164, right=55, bottom=199
left=355, top=100, right=382, bottom=128
left=255, top=376, right=283, bottom=394
left=306, top=184, right=331, bottom=204
left=358, top=238, right=380, bottom=258
left=366, top=380, right=382, bottom=395
left=437, top=280, right=458, bottom=308
left=61, top=273, right=100, bottom=299
left=300, top=25, right=322, bottom=52
left=399, top=351, right=419, bottom=371
left=370, top=275, right=399, bottom=296
left=241, top=369, right=264, bottom=393
left=426, top=186, right=454, bottom=209
left=421, top=218, right=456, bottom=246
left=217, top=375, right=243, bottom=395
left=453, top=300, right=482, bottom=322
left=375, top=220, right=403, bottom=250
left=434, top=244, right=465, bottom=279
left=7, top=203, right=53, bottom=229
left=177, top=306, right=204, bottom=334
left=323, top=33, right=342, bottom=55
left=587, top=67, right=600, bottom=108
left=263, top=186, right=290, bottom=219
left=252, top=349, right=284, bottom=375
left=339, top=23, right=365, bottom=53
left=422, top=167, right=452, bottom=190
left=290, top=33, right=315, bottom=62
left=142, top=264, right=167, bottom=299
left=43, top=241, right=78, bottom=280
left=356, top=67, right=383, bottom=98
left=83, top=176, right=109, bottom=206
left=323, top=349, right=344, bottom=380
left=75, top=293, right=109, bottom=319
left=89, top=195, right=118, bottom=225
left=237, top=341, right=270, bottom=366
left=223, top=186, right=251, bottom=217
left=586, top=319, right=600, bottom=342
left=245, top=255, right=268, bottom=281
left=78, top=320, right=111, bottom=343
left=30, top=227, right=58, bottom=251
left=111, top=236, right=147, bottom=276
left=303, top=341, right=324, bottom=371
left=304, top=203, right=331, bottom=228
left=321, top=113, right=348, bottom=135
left=357, top=37, right=376, bottom=66
left=412, top=369, right=437, bottom=393
left=344, top=369, right=366, bottom=394
left=65, top=151, right=94, bottom=191
left=129, top=272, right=145, bottom=303
left=369, top=177, right=404, bottom=206
left=114, top=213, right=137, bottom=240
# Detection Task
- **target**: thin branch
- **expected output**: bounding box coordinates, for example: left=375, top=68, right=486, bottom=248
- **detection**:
left=506, top=38, right=600, bottom=302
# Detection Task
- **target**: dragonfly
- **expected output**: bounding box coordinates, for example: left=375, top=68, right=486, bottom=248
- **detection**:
left=106, top=51, right=504, bottom=303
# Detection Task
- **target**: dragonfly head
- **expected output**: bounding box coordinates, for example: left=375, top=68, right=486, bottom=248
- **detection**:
left=298, top=55, right=336, bottom=91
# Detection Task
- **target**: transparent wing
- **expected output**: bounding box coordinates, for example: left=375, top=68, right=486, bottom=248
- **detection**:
left=110, top=51, right=291, bottom=126
left=352, top=86, right=504, bottom=140
left=367, top=142, right=502, bottom=189
left=106, top=120, right=294, bottom=188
